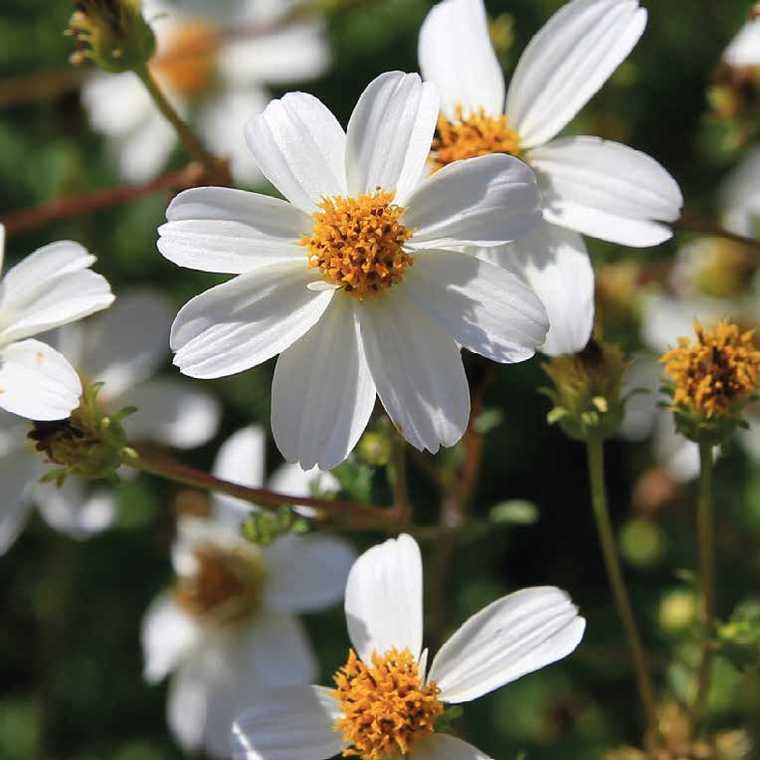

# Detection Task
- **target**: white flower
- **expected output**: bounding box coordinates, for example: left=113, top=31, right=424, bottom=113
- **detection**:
left=232, top=533, right=585, bottom=760
left=0, top=224, right=114, bottom=422
left=418, top=0, right=684, bottom=355
left=159, top=70, right=549, bottom=469
left=82, top=0, right=330, bottom=185
left=142, top=424, right=355, bottom=758
left=720, top=148, right=760, bottom=237
left=0, top=290, right=220, bottom=552
left=723, top=16, right=760, bottom=68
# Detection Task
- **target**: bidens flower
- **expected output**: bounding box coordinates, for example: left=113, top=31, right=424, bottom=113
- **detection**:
left=419, top=0, right=683, bottom=355
left=232, top=534, right=585, bottom=760
left=82, top=0, right=330, bottom=184
left=159, top=71, right=549, bottom=470
left=143, top=424, right=355, bottom=758
left=0, top=224, right=114, bottom=422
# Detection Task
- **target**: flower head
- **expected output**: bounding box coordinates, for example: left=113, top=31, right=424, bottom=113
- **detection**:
left=233, top=534, right=585, bottom=760
left=159, top=71, right=548, bottom=469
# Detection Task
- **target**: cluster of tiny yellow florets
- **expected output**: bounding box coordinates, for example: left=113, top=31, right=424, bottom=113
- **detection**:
left=660, top=320, right=760, bottom=418
left=332, top=648, right=443, bottom=760
left=301, top=193, right=414, bottom=300
left=431, top=105, right=521, bottom=170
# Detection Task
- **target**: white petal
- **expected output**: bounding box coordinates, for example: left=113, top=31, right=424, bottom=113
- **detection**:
left=271, top=296, right=376, bottom=470
left=529, top=136, right=683, bottom=246
left=406, top=251, right=548, bottom=363
left=404, top=154, right=541, bottom=249
left=724, top=19, right=760, bottom=67
left=344, top=533, right=423, bottom=663
left=358, top=289, right=469, bottom=453
left=141, top=592, right=201, bottom=683
left=245, top=92, right=347, bottom=212
left=411, top=733, right=494, bottom=760
left=0, top=224, right=5, bottom=273
left=0, top=340, right=82, bottom=421
left=429, top=586, right=585, bottom=703
left=501, top=222, right=594, bottom=356
left=232, top=686, right=343, bottom=760
left=654, top=411, right=701, bottom=483
left=121, top=378, right=221, bottom=448
left=35, top=481, right=117, bottom=539
left=0, top=241, right=113, bottom=343
left=345, top=71, right=439, bottom=205
left=81, top=71, right=155, bottom=138
left=640, top=294, right=726, bottom=354
left=506, top=0, right=647, bottom=148
left=170, top=262, right=334, bottom=379
left=618, top=354, right=660, bottom=442
left=418, top=0, right=505, bottom=119
left=167, top=655, right=211, bottom=753
left=0, top=444, right=36, bottom=555
left=160, top=187, right=310, bottom=274
left=114, top=110, right=177, bottom=184
left=263, top=534, right=356, bottom=613
left=720, top=148, right=760, bottom=236
left=268, top=462, right=340, bottom=519
left=79, top=289, right=172, bottom=399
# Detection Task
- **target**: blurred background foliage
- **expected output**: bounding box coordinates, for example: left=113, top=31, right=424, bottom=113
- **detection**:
left=1, top=1, right=760, bottom=759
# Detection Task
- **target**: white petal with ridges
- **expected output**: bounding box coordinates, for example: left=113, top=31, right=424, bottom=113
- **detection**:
left=418, top=0, right=505, bottom=119
left=406, top=251, right=548, bottom=363
left=507, top=0, right=647, bottom=149
left=344, top=533, right=423, bottom=663
left=429, top=586, right=585, bottom=703
left=271, top=296, right=376, bottom=470
left=345, top=71, right=439, bottom=206
left=160, top=187, right=310, bottom=274
left=358, top=289, right=469, bottom=453
left=170, top=262, right=334, bottom=379
left=404, top=154, right=540, bottom=249
left=412, top=733, right=494, bottom=760
left=529, top=136, right=683, bottom=246
left=232, top=686, right=343, bottom=760
left=245, top=93, right=347, bottom=212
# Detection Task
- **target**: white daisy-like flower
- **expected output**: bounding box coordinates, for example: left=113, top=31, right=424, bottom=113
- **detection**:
left=0, top=224, right=114, bottom=422
left=418, top=0, right=684, bottom=355
left=0, top=290, right=220, bottom=553
left=82, top=0, right=330, bottom=185
left=158, top=70, right=549, bottom=469
left=143, top=424, right=355, bottom=758
left=723, top=15, right=760, bottom=68
left=232, top=533, right=585, bottom=760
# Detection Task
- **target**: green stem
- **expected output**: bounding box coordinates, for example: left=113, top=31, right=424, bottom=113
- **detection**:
left=586, top=436, right=659, bottom=743
left=135, top=64, right=219, bottom=179
left=691, top=440, right=716, bottom=724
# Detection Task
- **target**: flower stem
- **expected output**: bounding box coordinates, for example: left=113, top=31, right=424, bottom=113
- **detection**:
left=124, top=445, right=401, bottom=532
left=586, top=435, right=659, bottom=743
left=691, top=440, right=716, bottom=725
left=134, top=64, right=223, bottom=183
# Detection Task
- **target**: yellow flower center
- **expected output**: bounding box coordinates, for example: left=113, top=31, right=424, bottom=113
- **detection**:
left=150, top=20, right=220, bottom=97
left=332, top=648, right=443, bottom=760
left=175, top=543, right=265, bottom=626
left=431, top=105, right=521, bottom=170
left=301, top=193, right=414, bottom=300
left=660, top=320, right=760, bottom=418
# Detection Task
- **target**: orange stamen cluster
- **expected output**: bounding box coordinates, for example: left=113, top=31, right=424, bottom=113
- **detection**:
left=302, top=193, right=413, bottom=300
left=431, top=105, right=521, bottom=170
left=661, top=320, right=760, bottom=418
left=175, top=543, right=265, bottom=626
left=151, top=21, right=220, bottom=96
left=333, top=648, right=443, bottom=760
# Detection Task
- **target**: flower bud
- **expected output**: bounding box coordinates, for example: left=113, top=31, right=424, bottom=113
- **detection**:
left=66, top=0, right=155, bottom=73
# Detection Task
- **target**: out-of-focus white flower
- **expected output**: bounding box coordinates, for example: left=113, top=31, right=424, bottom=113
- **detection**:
left=81, top=0, right=330, bottom=185
left=418, top=0, right=683, bottom=355
left=159, top=70, right=548, bottom=469
left=0, top=224, right=114, bottom=421
left=721, top=148, right=760, bottom=237
left=143, top=424, right=355, bottom=758
left=723, top=16, right=760, bottom=68
left=0, top=290, right=220, bottom=553
left=232, top=533, right=585, bottom=760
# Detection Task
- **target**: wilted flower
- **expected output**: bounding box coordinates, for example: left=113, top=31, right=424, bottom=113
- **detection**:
left=159, top=71, right=549, bottom=469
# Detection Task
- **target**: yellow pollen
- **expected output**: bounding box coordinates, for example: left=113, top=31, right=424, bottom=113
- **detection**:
left=431, top=105, right=521, bottom=170
left=150, top=21, right=220, bottom=97
left=301, top=193, right=414, bottom=300
left=660, top=320, right=760, bottom=418
left=175, top=543, right=265, bottom=626
left=333, top=648, right=443, bottom=760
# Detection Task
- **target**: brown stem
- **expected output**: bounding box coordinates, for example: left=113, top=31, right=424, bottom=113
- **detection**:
left=0, top=69, right=85, bottom=108
left=126, top=445, right=401, bottom=532
left=0, top=163, right=205, bottom=237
